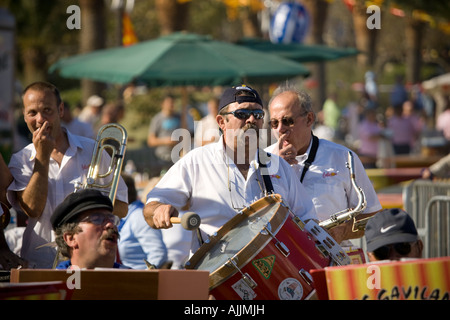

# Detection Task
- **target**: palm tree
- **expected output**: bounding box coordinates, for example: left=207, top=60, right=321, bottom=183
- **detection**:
left=79, top=0, right=106, bottom=103
left=155, top=0, right=191, bottom=35
left=303, top=0, right=329, bottom=109
left=393, top=0, right=450, bottom=84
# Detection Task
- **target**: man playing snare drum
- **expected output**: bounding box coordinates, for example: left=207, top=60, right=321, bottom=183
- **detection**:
left=144, top=85, right=317, bottom=255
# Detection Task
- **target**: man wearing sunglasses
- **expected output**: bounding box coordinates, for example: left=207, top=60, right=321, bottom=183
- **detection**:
left=144, top=85, right=317, bottom=255
left=365, top=208, right=423, bottom=261
left=51, top=189, right=129, bottom=269
left=265, top=85, right=382, bottom=246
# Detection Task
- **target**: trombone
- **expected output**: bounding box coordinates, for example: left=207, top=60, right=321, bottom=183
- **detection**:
left=74, top=123, right=128, bottom=205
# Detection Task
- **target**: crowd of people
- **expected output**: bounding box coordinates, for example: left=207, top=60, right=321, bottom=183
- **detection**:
left=0, top=79, right=448, bottom=300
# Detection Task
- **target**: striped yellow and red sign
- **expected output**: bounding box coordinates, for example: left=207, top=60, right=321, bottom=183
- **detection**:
left=324, top=257, right=450, bottom=300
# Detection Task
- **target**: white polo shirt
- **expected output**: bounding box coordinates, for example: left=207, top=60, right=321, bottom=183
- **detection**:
left=7, top=129, right=128, bottom=268
left=266, top=138, right=381, bottom=222
left=147, top=136, right=317, bottom=254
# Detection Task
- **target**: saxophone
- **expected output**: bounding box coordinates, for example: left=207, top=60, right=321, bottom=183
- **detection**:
left=318, top=151, right=368, bottom=231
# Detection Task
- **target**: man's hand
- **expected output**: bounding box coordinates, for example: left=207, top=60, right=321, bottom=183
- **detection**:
left=144, top=201, right=179, bottom=229
left=275, top=132, right=298, bottom=165
left=33, top=121, right=55, bottom=159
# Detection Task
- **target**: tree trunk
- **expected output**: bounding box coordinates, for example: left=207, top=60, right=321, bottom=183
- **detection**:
left=79, top=0, right=106, bottom=104
left=240, top=6, right=262, bottom=38
left=405, top=17, right=426, bottom=84
left=303, top=0, right=329, bottom=111
left=155, top=0, right=190, bottom=35
left=352, top=1, right=379, bottom=68
left=22, top=46, right=47, bottom=84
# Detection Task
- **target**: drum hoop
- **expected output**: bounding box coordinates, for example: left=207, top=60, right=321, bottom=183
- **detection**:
left=186, top=194, right=290, bottom=289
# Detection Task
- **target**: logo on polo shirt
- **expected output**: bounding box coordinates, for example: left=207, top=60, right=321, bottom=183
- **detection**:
left=323, top=171, right=338, bottom=178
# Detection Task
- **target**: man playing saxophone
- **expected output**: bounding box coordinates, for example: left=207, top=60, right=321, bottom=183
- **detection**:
left=7, top=81, right=128, bottom=269
left=265, top=85, right=382, bottom=246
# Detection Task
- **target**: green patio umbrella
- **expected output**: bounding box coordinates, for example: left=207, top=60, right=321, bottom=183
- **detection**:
left=49, top=32, right=310, bottom=87
left=237, top=38, right=359, bottom=63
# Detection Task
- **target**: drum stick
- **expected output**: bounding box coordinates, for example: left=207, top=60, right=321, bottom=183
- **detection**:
left=170, top=212, right=201, bottom=230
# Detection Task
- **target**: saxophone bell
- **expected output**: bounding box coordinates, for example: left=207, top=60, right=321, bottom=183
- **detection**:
left=319, top=151, right=367, bottom=231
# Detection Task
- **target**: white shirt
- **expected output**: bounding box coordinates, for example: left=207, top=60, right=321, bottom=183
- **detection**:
left=266, top=138, right=381, bottom=222
left=7, top=129, right=128, bottom=268
left=147, top=136, right=317, bottom=254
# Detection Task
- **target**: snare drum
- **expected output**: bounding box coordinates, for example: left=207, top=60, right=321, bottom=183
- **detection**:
left=185, top=194, right=333, bottom=300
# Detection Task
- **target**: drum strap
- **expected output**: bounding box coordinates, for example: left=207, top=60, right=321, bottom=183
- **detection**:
left=300, top=134, right=319, bottom=183
left=258, top=150, right=274, bottom=194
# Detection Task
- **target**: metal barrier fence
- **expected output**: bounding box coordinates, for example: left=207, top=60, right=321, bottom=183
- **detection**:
left=403, top=180, right=450, bottom=258
left=424, top=195, right=450, bottom=258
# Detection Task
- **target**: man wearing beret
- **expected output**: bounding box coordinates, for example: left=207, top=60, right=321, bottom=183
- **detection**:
left=365, top=208, right=423, bottom=262
left=51, top=189, right=129, bottom=269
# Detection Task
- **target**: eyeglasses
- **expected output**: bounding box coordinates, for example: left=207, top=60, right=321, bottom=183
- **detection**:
left=373, top=242, right=413, bottom=260
left=269, top=112, right=308, bottom=129
left=78, top=212, right=120, bottom=227
left=223, top=109, right=265, bottom=120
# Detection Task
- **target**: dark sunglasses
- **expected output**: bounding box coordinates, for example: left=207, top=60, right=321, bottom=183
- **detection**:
left=223, top=109, right=265, bottom=120
left=78, top=212, right=120, bottom=227
left=269, top=112, right=307, bottom=129
left=373, top=242, right=412, bottom=260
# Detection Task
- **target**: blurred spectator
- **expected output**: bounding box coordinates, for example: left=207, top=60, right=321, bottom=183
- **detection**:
left=147, top=94, right=183, bottom=169
left=61, top=101, right=95, bottom=139
left=313, top=110, right=335, bottom=141
left=364, top=71, right=378, bottom=109
left=96, top=101, right=125, bottom=132
left=421, top=153, right=450, bottom=180
left=387, top=104, right=417, bottom=155
left=402, top=100, right=425, bottom=153
left=322, top=92, right=340, bottom=132
left=78, top=95, right=104, bottom=130
left=390, top=75, right=408, bottom=109
left=358, top=108, right=383, bottom=168
left=365, top=208, right=423, bottom=262
left=436, top=97, right=450, bottom=142
left=118, top=175, right=168, bottom=269
left=194, top=97, right=220, bottom=147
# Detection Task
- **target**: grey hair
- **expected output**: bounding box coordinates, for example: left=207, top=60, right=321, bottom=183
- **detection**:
left=54, top=222, right=81, bottom=259
left=269, top=83, right=314, bottom=117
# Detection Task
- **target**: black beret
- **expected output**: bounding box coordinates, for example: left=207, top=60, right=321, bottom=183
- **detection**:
left=51, top=189, right=113, bottom=230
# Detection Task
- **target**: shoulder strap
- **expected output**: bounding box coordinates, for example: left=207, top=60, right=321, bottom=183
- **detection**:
left=258, top=151, right=274, bottom=194
left=300, top=134, right=319, bottom=183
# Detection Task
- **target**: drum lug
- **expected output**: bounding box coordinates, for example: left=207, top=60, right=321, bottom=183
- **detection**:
left=304, top=220, right=351, bottom=265
left=298, top=268, right=313, bottom=286
left=226, top=257, right=257, bottom=289
left=262, top=223, right=290, bottom=257
left=292, top=216, right=305, bottom=231
left=275, top=241, right=290, bottom=257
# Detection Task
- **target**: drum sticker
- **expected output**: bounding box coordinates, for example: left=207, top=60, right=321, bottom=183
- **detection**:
left=231, top=279, right=257, bottom=300
left=252, top=255, right=275, bottom=279
left=278, top=278, right=304, bottom=300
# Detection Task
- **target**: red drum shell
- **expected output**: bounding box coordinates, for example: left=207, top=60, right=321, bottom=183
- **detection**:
left=186, top=194, right=331, bottom=300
